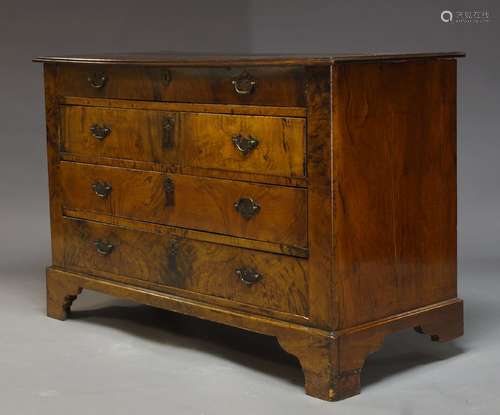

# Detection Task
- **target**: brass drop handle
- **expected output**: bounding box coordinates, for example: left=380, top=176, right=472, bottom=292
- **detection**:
left=235, top=267, right=262, bottom=286
left=90, top=124, right=111, bottom=141
left=88, top=72, right=107, bottom=89
left=91, top=181, right=112, bottom=199
left=232, top=71, right=256, bottom=95
left=94, top=239, right=114, bottom=256
left=162, top=117, right=175, bottom=149
left=232, top=134, right=259, bottom=156
left=234, top=197, right=260, bottom=219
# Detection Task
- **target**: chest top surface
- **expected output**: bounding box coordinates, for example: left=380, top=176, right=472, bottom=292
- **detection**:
left=33, top=51, right=465, bottom=66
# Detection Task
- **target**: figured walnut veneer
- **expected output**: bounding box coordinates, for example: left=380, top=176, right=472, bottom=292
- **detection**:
left=37, top=52, right=464, bottom=401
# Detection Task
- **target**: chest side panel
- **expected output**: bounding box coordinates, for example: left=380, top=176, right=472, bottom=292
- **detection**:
left=333, top=59, right=458, bottom=328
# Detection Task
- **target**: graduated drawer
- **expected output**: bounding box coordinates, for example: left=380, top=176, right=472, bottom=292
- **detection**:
left=62, top=218, right=308, bottom=316
left=61, top=105, right=306, bottom=178
left=61, top=162, right=308, bottom=249
left=57, top=65, right=305, bottom=107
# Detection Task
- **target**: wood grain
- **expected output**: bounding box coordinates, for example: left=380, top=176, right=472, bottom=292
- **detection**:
left=63, top=209, right=309, bottom=258
left=46, top=265, right=325, bottom=334
left=59, top=215, right=310, bottom=324
left=61, top=105, right=179, bottom=163
left=332, top=59, right=458, bottom=328
left=56, top=64, right=305, bottom=107
left=61, top=105, right=306, bottom=178
left=182, top=112, right=305, bottom=178
left=46, top=267, right=82, bottom=320
left=43, top=64, right=65, bottom=265
left=34, top=51, right=465, bottom=66
left=304, top=66, right=335, bottom=329
left=63, top=217, right=308, bottom=316
left=60, top=162, right=308, bottom=248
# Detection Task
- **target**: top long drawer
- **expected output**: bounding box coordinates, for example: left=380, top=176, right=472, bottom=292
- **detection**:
left=57, top=65, right=306, bottom=107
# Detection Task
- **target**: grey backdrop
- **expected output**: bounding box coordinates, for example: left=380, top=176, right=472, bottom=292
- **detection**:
left=1, top=1, right=498, bottom=414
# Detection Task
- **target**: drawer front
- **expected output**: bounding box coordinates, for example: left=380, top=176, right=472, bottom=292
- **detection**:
left=58, top=65, right=305, bottom=107
left=181, top=112, right=305, bottom=177
left=61, top=106, right=306, bottom=178
left=61, top=106, right=179, bottom=164
left=61, top=162, right=308, bottom=248
left=63, top=218, right=308, bottom=316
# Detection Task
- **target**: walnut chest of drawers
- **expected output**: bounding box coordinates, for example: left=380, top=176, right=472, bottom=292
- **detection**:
left=35, top=52, right=464, bottom=401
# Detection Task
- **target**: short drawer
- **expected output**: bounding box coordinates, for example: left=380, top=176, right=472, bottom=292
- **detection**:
left=63, top=218, right=308, bottom=316
left=61, top=106, right=306, bottom=178
left=61, top=105, right=179, bottom=164
left=181, top=112, right=305, bottom=178
left=61, top=162, right=308, bottom=248
left=57, top=65, right=306, bottom=107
